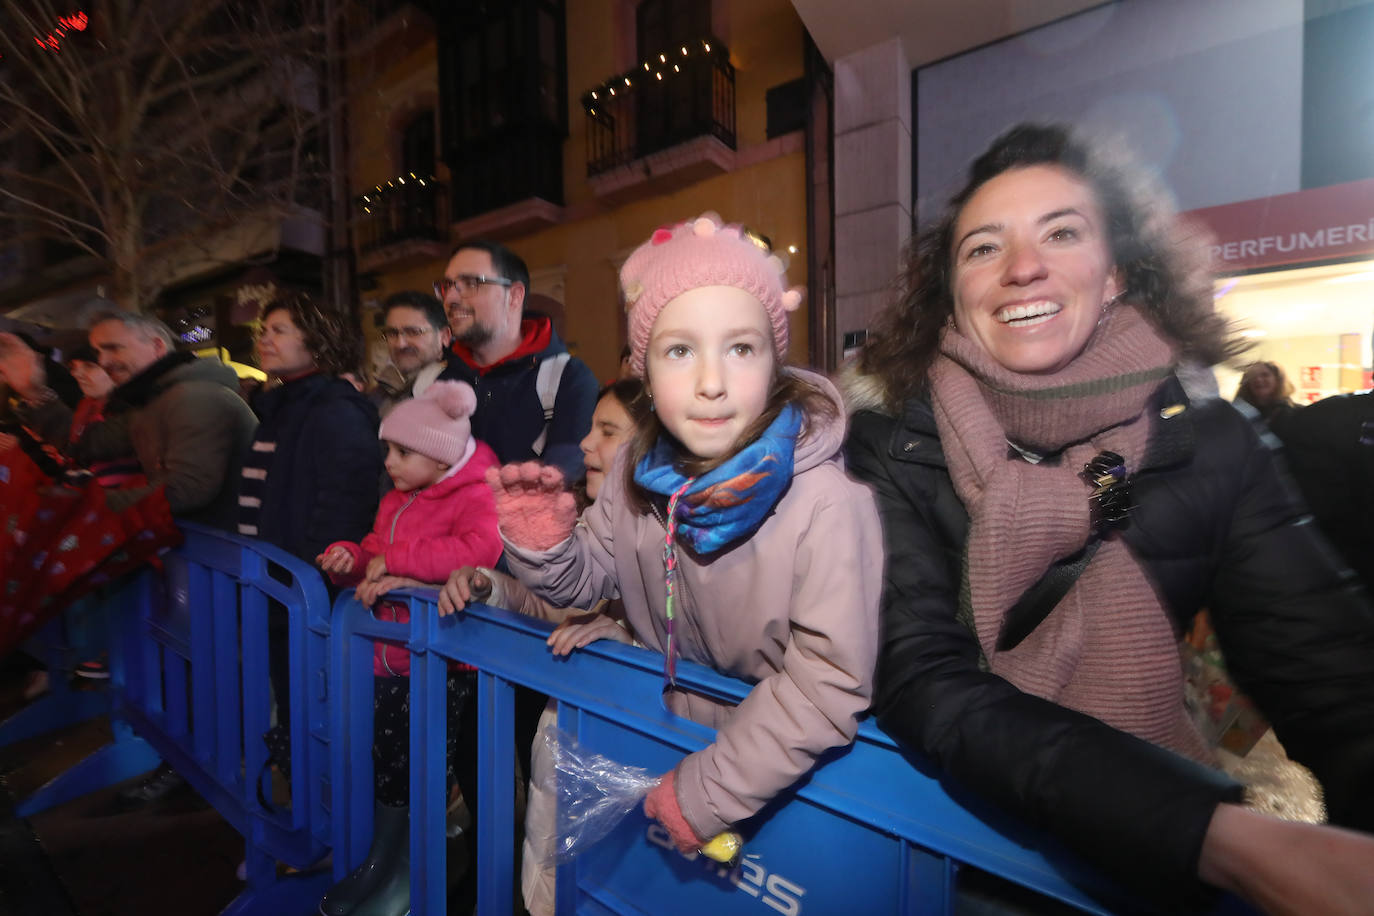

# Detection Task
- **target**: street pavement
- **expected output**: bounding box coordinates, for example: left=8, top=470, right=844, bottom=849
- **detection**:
left=0, top=657, right=242, bottom=916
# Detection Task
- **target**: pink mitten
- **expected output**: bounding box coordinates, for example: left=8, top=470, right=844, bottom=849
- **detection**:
left=485, top=462, right=578, bottom=551
left=643, top=771, right=703, bottom=855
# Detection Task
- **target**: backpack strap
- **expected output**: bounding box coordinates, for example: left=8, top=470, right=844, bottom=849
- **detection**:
left=995, top=538, right=1102, bottom=652
left=531, top=352, right=571, bottom=456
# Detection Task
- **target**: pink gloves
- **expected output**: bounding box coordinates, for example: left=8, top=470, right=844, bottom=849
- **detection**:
left=485, top=462, right=578, bottom=551
left=643, top=770, right=703, bottom=855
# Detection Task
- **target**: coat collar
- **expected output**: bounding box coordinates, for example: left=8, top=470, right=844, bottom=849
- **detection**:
left=109, top=351, right=197, bottom=409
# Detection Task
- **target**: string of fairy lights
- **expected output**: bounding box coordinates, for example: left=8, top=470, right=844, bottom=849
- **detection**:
left=358, top=173, right=439, bottom=213
left=581, top=37, right=727, bottom=118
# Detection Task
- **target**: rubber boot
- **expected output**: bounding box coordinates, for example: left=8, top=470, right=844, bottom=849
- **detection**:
left=319, top=803, right=408, bottom=916
left=352, top=821, right=410, bottom=916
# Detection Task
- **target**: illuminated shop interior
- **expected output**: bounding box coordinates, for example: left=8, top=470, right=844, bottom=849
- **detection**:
left=1212, top=259, right=1374, bottom=403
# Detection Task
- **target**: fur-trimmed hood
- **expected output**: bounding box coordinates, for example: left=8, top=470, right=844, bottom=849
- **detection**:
left=836, top=362, right=895, bottom=417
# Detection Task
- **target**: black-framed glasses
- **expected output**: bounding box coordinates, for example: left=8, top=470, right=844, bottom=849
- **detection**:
left=433, top=274, right=513, bottom=299
left=379, top=325, right=436, bottom=342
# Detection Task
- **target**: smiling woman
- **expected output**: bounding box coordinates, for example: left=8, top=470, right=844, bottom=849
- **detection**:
left=949, top=164, right=1121, bottom=374
left=845, top=122, right=1374, bottom=914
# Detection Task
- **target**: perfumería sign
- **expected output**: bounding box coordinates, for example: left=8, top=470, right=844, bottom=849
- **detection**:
left=1183, top=177, right=1374, bottom=273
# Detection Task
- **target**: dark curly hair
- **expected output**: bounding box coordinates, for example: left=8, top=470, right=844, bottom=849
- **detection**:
left=261, top=292, right=363, bottom=378
left=860, top=123, right=1246, bottom=410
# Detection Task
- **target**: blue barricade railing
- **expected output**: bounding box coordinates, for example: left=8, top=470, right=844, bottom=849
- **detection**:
left=6, top=530, right=1254, bottom=915
left=3, top=524, right=342, bottom=915
left=331, top=588, right=1244, bottom=916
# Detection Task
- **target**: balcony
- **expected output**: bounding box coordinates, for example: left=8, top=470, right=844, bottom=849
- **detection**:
left=582, top=37, right=736, bottom=203
left=355, top=176, right=449, bottom=273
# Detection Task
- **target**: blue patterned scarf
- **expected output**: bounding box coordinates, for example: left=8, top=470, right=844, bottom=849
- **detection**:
left=634, top=404, right=801, bottom=556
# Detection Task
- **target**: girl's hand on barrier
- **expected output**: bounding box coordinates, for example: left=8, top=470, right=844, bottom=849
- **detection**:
left=1199, top=802, right=1374, bottom=915
left=364, top=554, right=387, bottom=583
left=438, top=566, right=493, bottom=616
left=317, top=545, right=354, bottom=575
left=547, top=611, right=633, bottom=656
left=485, top=462, right=578, bottom=551
left=356, top=574, right=424, bottom=608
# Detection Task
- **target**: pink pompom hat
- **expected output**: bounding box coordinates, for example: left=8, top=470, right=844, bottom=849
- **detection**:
left=620, top=213, right=804, bottom=377
left=378, top=380, right=477, bottom=466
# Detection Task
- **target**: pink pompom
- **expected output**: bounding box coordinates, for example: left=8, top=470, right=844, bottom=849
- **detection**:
left=424, top=380, right=477, bottom=419
left=651, top=227, right=674, bottom=245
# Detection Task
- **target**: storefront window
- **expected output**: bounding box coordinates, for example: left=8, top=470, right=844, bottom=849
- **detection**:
left=1213, top=260, right=1374, bottom=403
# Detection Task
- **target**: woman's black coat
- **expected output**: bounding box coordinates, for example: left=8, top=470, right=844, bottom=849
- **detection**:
left=845, top=377, right=1374, bottom=901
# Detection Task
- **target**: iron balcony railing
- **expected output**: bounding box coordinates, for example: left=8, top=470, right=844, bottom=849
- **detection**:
left=581, top=36, right=735, bottom=177
left=355, top=176, right=448, bottom=256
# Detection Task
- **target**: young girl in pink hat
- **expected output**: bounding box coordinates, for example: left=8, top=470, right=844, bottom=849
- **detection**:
left=316, top=379, right=502, bottom=916
left=485, top=214, right=884, bottom=858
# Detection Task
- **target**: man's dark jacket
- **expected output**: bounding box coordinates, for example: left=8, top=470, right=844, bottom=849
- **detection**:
left=845, top=377, right=1374, bottom=903
left=438, top=316, right=597, bottom=482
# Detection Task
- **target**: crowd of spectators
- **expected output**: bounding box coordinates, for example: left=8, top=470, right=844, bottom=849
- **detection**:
left=3, top=184, right=1374, bottom=916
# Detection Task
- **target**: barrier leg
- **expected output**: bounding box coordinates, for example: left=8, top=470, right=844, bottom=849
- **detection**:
left=475, top=670, right=515, bottom=916
left=15, top=719, right=160, bottom=816
left=220, top=842, right=333, bottom=916
left=0, top=686, right=110, bottom=747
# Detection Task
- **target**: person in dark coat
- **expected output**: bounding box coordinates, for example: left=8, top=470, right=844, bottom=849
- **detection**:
left=844, top=123, right=1374, bottom=913
left=1, top=330, right=87, bottom=475
left=1269, top=385, right=1374, bottom=592
left=239, top=292, right=382, bottom=731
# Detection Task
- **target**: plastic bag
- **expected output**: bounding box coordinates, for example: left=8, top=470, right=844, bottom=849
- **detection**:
left=540, top=725, right=659, bottom=865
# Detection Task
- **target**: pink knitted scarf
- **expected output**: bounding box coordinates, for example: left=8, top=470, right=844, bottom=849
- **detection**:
left=930, top=305, right=1210, bottom=762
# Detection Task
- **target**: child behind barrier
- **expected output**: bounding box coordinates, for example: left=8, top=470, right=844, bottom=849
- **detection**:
left=316, top=379, right=502, bottom=916
left=464, top=215, right=885, bottom=862
left=440, top=377, right=648, bottom=916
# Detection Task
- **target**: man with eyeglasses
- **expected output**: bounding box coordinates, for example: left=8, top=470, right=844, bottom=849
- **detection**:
left=435, top=240, right=597, bottom=483
left=432, top=239, right=598, bottom=914
left=373, top=290, right=451, bottom=419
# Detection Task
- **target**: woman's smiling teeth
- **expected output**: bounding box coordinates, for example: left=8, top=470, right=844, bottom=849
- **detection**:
left=996, top=301, right=1061, bottom=327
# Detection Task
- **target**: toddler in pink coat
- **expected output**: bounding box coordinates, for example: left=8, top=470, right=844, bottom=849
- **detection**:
left=315, top=379, right=501, bottom=916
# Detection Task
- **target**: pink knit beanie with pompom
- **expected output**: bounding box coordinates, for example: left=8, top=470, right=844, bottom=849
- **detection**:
left=378, top=380, right=476, bottom=466
left=620, top=213, right=804, bottom=377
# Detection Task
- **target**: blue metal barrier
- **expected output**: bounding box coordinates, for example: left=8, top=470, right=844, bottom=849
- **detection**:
left=330, top=589, right=1233, bottom=916
left=0, top=616, right=115, bottom=748
left=6, top=538, right=1252, bottom=915
left=1, top=583, right=162, bottom=815
left=8, top=524, right=342, bottom=915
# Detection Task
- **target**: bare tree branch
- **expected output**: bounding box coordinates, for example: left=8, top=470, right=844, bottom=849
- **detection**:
left=1, top=0, right=363, bottom=311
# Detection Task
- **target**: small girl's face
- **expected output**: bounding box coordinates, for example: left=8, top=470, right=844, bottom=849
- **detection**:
left=646, top=285, right=775, bottom=461
left=579, top=393, right=635, bottom=502
left=384, top=441, right=449, bottom=492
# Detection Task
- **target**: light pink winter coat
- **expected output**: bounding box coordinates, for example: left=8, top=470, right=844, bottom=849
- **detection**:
left=503, top=371, right=883, bottom=841
left=326, top=440, right=503, bottom=676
